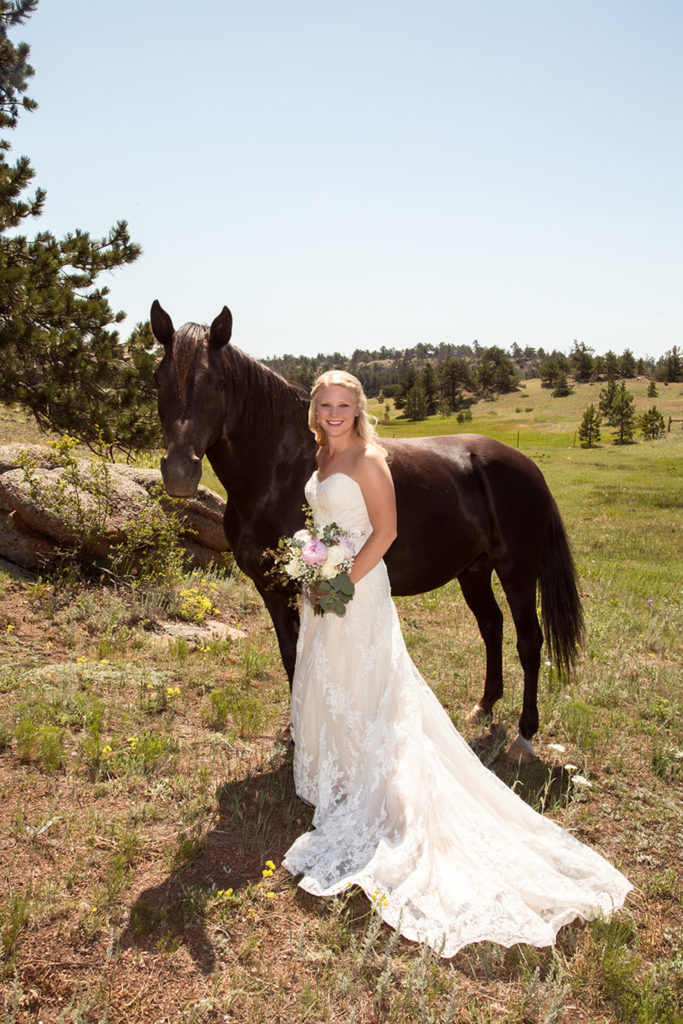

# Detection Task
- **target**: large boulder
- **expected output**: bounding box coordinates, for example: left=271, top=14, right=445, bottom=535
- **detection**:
left=0, top=444, right=229, bottom=572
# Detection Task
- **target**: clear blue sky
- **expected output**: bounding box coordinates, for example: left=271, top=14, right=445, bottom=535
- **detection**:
left=9, top=0, right=683, bottom=360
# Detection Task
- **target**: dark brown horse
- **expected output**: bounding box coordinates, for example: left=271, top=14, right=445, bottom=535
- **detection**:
left=151, top=301, right=583, bottom=759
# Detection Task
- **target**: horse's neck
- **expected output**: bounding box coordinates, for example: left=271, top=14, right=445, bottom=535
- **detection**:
left=209, top=349, right=313, bottom=505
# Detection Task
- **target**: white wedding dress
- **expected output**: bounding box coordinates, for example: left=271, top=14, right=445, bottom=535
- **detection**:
left=282, top=471, right=632, bottom=957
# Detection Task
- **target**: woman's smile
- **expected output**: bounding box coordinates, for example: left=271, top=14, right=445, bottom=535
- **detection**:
left=316, top=385, right=357, bottom=439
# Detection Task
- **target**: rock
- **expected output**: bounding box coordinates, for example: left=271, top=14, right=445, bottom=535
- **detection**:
left=0, top=444, right=228, bottom=573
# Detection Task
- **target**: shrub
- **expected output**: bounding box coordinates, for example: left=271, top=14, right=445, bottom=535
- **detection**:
left=639, top=405, right=665, bottom=440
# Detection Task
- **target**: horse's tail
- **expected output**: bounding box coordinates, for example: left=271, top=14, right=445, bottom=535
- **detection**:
left=539, top=498, right=584, bottom=676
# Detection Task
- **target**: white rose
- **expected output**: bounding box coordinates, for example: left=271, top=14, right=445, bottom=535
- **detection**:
left=285, top=556, right=303, bottom=577
left=326, top=544, right=346, bottom=568
left=319, top=562, right=336, bottom=580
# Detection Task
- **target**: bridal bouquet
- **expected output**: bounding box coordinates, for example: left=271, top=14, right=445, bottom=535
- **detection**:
left=271, top=509, right=357, bottom=616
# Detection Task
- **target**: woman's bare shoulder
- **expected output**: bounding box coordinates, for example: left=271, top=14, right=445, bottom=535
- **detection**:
left=353, top=444, right=393, bottom=485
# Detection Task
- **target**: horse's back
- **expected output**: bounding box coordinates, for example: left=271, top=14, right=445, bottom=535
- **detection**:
left=383, top=433, right=553, bottom=593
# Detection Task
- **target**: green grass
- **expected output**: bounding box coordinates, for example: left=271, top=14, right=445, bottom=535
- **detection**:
left=374, top=376, right=683, bottom=447
left=0, top=390, right=682, bottom=1022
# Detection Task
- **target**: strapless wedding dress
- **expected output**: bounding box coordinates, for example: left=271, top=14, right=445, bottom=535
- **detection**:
left=282, top=471, right=631, bottom=956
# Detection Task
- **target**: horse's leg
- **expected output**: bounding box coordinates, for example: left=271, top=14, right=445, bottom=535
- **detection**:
left=496, top=566, right=543, bottom=762
left=457, top=560, right=504, bottom=722
left=255, top=585, right=299, bottom=687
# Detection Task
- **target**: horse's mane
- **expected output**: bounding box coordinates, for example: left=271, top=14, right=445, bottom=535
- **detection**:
left=172, top=323, right=207, bottom=407
left=172, top=322, right=309, bottom=428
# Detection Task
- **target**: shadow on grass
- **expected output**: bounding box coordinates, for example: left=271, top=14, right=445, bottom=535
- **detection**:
left=119, top=742, right=311, bottom=974
left=119, top=726, right=578, bottom=973
left=469, top=723, right=576, bottom=813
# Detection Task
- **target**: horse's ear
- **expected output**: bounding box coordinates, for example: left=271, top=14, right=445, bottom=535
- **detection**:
left=150, top=300, right=174, bottom=349
left=209, top=306, right=233, bottom=349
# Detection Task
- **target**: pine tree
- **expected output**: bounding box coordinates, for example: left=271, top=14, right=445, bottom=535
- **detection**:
left=647, top=378, right=657, bottom=398
left=420, top=361, right=438, bottom=415
left=438, top=357, right=471, bottom=411
left=0, top=2, right=159, bottom=457
left=599, top=378, right=618, bottom=419
left=618, top=348, right=636, bottom=378
left=603, top=350, right=619, bottom=380
left=477, top=346, right=520, bottom=394
left=639, top=405, right=665, bottom=440
left=656, top=345, right=681, bottom=384
left=569, top=340, right=594, bottom=382
left=394, top=369, right=416, bottom=410
left=404, top=382, right=428, bottom=421
left=607, top=381, right=636, bottom=444
left=578, top=404, right=601, bottom=447
left=551, top=370, right=573, bottom=397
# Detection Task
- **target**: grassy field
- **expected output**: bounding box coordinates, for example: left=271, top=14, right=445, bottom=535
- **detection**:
left=0, top=381, right=682, bottom=1024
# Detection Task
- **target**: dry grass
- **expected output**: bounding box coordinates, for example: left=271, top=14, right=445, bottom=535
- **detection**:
left=0, top=395, right=682, bottom=1023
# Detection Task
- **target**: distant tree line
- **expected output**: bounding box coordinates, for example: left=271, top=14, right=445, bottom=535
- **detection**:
left=263, top=339, right=681, bottom=422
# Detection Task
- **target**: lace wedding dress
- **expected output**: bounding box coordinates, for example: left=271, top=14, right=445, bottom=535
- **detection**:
left=282, top=471, right=632, bottom=956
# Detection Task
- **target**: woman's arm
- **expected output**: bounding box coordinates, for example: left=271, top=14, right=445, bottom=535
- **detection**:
left=349, top=449, right=397, bottom=585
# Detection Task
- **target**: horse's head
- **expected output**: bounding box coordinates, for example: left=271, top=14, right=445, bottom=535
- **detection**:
left=151, top=300, right=232, bottom=497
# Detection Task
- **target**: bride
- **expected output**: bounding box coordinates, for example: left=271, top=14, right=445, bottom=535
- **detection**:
left=282, top=370, right=631, bottom=957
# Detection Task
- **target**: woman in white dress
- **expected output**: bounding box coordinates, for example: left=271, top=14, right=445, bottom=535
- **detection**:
left=282, top=371, right=632, bottom=957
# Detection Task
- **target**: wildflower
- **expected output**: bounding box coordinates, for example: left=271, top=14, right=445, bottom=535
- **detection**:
left=265, top=891, right=277, bottom=899
left=265, top=860, right=276, bottom=870
left=127, top=736, right=139, bottom=744
left=100, top=658, right=109, bottom=665
left=548, top=743, right=566, bottom=753
left=571, top=775, right=592, bottom=788
left=6, top=624, right=14, bottom=632
left=564, top=763, right=578, bottom=772
left=262, top=868, right=274, bottom=878
left=76, top=656, right=87, bottom=663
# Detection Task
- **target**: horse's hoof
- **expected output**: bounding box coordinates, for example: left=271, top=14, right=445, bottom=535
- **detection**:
left=506, top=734, right=535, bottom=764
left=275, top=723, right=293, bottom=746
left=468, top=704, right=491, bottom=724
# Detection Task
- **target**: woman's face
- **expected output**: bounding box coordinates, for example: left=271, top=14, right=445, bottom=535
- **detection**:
left=316, top=384, right=358, bottom=442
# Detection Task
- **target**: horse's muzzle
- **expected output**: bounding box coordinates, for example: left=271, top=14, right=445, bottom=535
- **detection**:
left=160, top=452, right=202, bottom=497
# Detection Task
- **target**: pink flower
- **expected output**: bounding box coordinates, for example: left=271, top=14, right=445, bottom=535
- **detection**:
left=301, top=539, right=328, bottom=566
left=293, top=529, right=310, bottom=542
left=336, top=536, right=356, bottom=560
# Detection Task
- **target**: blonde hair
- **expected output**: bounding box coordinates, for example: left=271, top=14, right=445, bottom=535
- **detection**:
left=309, top=370, right=386, bottom=454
